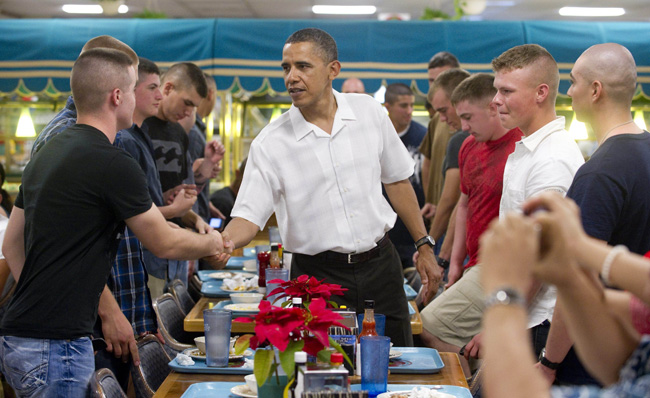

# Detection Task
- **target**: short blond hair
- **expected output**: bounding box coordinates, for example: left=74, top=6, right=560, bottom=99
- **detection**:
left=71, top=48, right=135, bottom=114
left=451, top=73, right=495, bottom=107
left=492, top=44, right=559, bottom=103
left=430, top=68, right=471, bottom=100
left=80, top=35, right=138, bottom=65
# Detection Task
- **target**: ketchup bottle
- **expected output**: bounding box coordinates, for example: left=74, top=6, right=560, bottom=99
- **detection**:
left=257, top=250, right=270, bottom=293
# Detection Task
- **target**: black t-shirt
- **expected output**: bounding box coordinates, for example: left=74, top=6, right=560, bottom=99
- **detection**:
left=143, top=116, right=190, bottom=193
left=442, top=130, right=470, bottom=175
left=567, top=132, right=650, bottom=255
left=210, top=186, right=236, bottom=226
left=1, top=124, right=152, bottom=339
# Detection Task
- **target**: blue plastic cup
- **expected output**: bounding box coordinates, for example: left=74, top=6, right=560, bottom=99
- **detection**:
left=360, top=335, right=391, bottom=397
left=356, top=313, right=386, bottom=336
left=203, top=309, right=232, bottom=367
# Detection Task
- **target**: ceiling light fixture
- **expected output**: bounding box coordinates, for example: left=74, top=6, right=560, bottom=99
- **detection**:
left=62, top=4, right=103, bottom=14
left=559, top=7, right=625, bottom=17
left=312, top=5, right=377, bottom=15
left=118, top=5, right=128, bottom=13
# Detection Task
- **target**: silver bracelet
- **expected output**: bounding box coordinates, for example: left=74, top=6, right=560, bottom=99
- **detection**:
left=601, top=245, right=628, bottom=286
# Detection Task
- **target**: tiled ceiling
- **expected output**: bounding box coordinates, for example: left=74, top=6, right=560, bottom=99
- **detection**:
left=0, top=0, right=649, bottom=21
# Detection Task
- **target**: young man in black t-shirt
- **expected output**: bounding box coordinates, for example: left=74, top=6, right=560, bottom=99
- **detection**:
left=0, top=49, right=226, bottom=397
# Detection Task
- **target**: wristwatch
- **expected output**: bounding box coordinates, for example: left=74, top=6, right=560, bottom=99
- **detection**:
left=484, top=287, right=526, bottom=309
left=539, top=348, right=561, bottom=370
left=414, top=235, right=435, bottom=250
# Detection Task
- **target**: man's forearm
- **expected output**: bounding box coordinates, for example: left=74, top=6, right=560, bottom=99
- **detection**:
left=556, top=270, right=639, bottom=385
left=98, top=285, right=122, bottom=321
left=450, top=199, right=467, bottom=266
left=384, top=179, right=427, bottom=240
left=438, top=204, right=457, bottom=261
left=484, top=305, right=549, bottom=398
left=224, top=217, right=261, bottom=249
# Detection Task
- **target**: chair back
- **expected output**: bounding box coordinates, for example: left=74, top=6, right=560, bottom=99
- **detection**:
left=89, top=368, right=127, bottom=398
left=152, top=293, right=195, bottom=354
left=130, top=335, right=171, bottom=398
left=170, top=279, right=195, bottom=315
left=188, top=273, right=203, bottom=302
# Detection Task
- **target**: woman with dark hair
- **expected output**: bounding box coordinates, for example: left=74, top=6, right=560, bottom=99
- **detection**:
left=0, top=163, right=13, bottom=217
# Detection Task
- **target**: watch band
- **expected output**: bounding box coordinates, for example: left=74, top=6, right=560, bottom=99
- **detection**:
left=414, top=235, right=435, bottom=250
left=539, top=348, right=561, bottom=370
left=484, top=287, right=526, bottom=309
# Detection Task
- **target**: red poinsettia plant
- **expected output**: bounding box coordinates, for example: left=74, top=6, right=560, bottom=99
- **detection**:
left=234, top=288, right=351, bottom=387
left=267, top=274, right=347, bottom=307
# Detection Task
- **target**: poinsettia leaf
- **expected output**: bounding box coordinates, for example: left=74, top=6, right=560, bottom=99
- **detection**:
left=316, top=349, right=332, bottom=364
left=328, top=336, right=353, bottom=367
left=254, top=349, right=275, bottom=387
left=278, top=340, right=304, bottom=379
left=234, top=334, right=252, bottom=355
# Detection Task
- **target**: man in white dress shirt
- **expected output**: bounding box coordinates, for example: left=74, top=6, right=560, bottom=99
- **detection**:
left=490, top=43, right=584, bottom=359
left=222, top=28, right=440, bottom=346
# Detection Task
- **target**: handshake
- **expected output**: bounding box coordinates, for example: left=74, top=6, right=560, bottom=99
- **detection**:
left=479, top=191, right=592, bottom=294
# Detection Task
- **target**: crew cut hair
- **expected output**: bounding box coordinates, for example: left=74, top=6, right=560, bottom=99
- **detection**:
left=161, top=62, right=208, bottom=98
left=71, top=48, right=134, bottom=114
left=138, top=57, right=160, bottom=78
left=385, top=83, right=413, bottom=104
left=428, top=52, right=460, bottom=70
left=451, top=73, right=496, bottom=106
left=81, top=35, right=138, bottom=66
left=285, top=28, right=338, bottom=64
left=492, top=44, right=560, bottom=102
left=431, top=68, right=471, bottom=99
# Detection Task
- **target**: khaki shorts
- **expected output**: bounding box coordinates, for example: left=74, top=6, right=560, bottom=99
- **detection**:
left=420, top=265, right=484, bottom=348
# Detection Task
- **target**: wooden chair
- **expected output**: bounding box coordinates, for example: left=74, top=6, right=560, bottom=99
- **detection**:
left=89, top=368, right=127, bottom=398
left=130, top=335, right=171, bottom=398
left=169, top=279, right=195, bottom=316
left=152, top=293, right=197, bottom=355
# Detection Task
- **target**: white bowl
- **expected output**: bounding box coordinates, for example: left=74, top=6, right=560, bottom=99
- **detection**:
left=243, top=259, right=257, bottom=271
left=194, top=336, right=205, bottom=354
left=230, top=292, right=264, bottom=304
left=245, top=374, right=258, bottom=394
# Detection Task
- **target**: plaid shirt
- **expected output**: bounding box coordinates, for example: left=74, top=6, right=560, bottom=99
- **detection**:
left=33, top=97, right=156, bottom=334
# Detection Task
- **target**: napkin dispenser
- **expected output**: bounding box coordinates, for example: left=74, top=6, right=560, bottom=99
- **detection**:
left=302, top=368, right=349, bottom=393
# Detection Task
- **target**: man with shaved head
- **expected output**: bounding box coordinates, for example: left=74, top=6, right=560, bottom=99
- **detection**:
left=341, top=77, right=365, bottom=93
left=537, top=43, right=650, bottom=387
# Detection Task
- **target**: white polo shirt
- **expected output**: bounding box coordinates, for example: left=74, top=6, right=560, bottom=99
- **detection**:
left=500, top=116, right=584, bottom=328
left=232, top=90, right=415, bottom=255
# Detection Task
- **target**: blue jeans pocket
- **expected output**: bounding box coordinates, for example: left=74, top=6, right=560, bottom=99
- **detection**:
left=1, top=336, right=49, bottom=396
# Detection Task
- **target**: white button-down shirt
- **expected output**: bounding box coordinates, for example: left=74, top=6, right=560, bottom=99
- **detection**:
left=499, top=116, right=584, bottom=328
left=232, top=90, right=414, bottom=255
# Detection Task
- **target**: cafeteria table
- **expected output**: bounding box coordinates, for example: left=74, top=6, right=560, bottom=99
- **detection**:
left=152, top=352, right=468, bottom=398
left=184, top=297, right=423, bottom=335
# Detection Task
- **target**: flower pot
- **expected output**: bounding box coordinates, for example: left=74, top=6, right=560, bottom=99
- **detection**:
left=257, top=374, right=288, bottom=398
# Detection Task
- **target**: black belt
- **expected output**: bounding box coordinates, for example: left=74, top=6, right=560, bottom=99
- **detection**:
left=313, top=234, right=391, bottom=264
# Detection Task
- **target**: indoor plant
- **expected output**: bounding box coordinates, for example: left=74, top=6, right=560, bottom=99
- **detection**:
left=234, top=276, right=351, bottom=396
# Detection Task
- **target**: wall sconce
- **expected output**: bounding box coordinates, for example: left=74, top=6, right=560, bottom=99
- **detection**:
left=634, top=110, right=646, bottom=131
left=16, top=108, right=36, bottom=138
left=569, top=113, right=588, bottom=140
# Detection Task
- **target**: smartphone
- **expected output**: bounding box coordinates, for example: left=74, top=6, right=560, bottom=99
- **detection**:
left=210, top=218, right=223, bottom=229
left=92, top=338, right=108, bottom=352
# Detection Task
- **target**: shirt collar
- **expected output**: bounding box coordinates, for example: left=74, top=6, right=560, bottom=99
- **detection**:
left=290, top=89, right=358, bottom=141
left=520, top=116, right=566, bottom=152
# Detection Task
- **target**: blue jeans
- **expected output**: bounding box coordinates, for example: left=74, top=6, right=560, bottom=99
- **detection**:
left=0, top=335, right=94, bottom=397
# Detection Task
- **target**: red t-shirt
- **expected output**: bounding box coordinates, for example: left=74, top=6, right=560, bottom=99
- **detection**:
left=459, top=128, right=523, bottom=268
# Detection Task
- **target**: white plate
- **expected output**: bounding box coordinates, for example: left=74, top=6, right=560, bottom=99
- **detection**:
left=224, top=303, right=260, bottom=312
left=221, top=286, right=258, bottom=293
left=389, top=350, right=403, bottom=360
left=377, top=390, right=456, bottom=398
left=231, top=384, right=257, bottom=398
left=209, top=271, right=256, bottom=279
left=183, top=348, right=253, bottom=361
